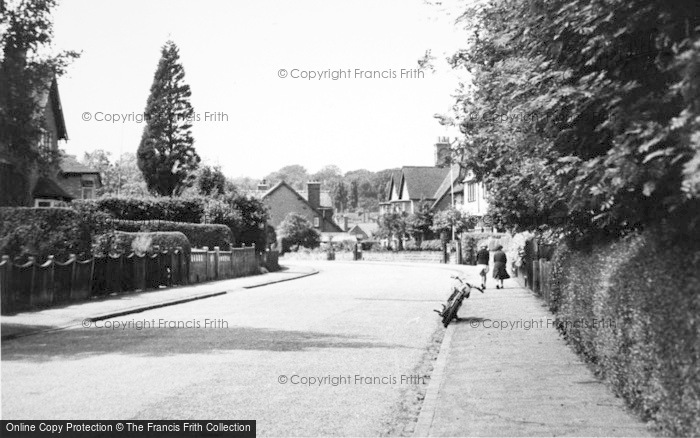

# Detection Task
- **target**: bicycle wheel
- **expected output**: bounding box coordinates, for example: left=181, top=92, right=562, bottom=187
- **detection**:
left=442, top=300, right=460, bottom=327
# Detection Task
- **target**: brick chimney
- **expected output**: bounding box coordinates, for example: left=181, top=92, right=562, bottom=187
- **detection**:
left=257, top=179, right=269, bottom=191
left=435, top=137, right=452, bottom=167
left=307, top=181, right=321, bottom=210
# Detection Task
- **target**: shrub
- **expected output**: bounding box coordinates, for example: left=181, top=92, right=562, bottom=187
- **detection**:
left=0, top=207, right=92, bottom=261
left=548, top=232, right=700, bottom=436
left=111, top=219, right=232, bottom=250
left=85, top=196, right=204, bottom=223
left=279, top=213, right=320, bottom=253
left=95, top=231, right=191, bottom=256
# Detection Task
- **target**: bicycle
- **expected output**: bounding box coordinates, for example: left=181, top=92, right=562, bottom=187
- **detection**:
left=434, top=275, right=484, bottom=328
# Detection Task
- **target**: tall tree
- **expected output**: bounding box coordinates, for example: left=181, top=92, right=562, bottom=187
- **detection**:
left=331, top=180, right=348, bottom=212
left=0, top=0, right=78, bottom=205
left=137, top=40, right=200, bottom=196
left=349, top=180, right=359, bottom=210
left=197, top=165, right=226, bottom=196
left=264, top=164, right=309, bottom=190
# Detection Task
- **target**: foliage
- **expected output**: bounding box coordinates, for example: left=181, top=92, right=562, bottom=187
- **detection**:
left=405, top=200, right=434, bottom=242
left=84, top=196, right=204, bottom=223
left=376, top=212, right=408, bottom=250
left=81, top=150, right=148, bottom=197
left=444, top=0, right=700, bottom=240
left=278, top=212, right=320, bottom=252
left=220, top=193, right=269, bottom=250
left=547, top=232, right=700, bottom=436
left=94, top=231, right=191, bottom=256
left=0, top=207, right=92, bottom=261
left=330, top=180, right=348, bottom=212
left=264, top=165, right=309, bottom=190
left=137, top=40, right=200, bottom=196
left=431, top=207, right=476, bottom=235
left=111, top=219, right=232, bottom=250
left=404, top=239, right=444, bottom=251
left=197, top=165, right=226, bottom=196
left=349, top=180, right=359, bottom=209
left=0, top=0, right=79, bottom=205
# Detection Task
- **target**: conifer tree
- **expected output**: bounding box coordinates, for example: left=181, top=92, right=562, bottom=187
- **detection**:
left=137, top=40, right=200, bottom=196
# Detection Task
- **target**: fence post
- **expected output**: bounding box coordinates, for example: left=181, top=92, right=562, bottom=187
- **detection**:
left=1, top=255, right=11, bottom=312
left=47, top=255, right=56, bottom=304
left=214, top=246, right=220, bottom=280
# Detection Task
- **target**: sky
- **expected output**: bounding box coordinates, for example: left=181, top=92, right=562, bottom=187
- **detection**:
left=50, top=0, right=469, bottom=179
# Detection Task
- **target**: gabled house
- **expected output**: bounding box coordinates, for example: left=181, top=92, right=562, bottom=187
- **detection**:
left=379, top=137, right=489, bottom=217
left=57, top=155, right=102, bottom=200
left=250, top=180, right=343, bottom=233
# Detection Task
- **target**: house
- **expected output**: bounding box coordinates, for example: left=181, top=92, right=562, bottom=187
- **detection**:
left=347, top=223, right=379, bottom=240
left=0, top=76, right=100, bottom=207
left=379, top=137, right=489, bottom=218
left=57, top=155, right=102, bottom=200
left=249, top=180, right=344, bottom=233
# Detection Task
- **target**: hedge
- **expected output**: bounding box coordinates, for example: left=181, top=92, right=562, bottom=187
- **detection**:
left=77, top=197, right=204, bottom=223
left=547, top=232, right=700, bottom=436
left=0, top=207, right=93, bottom=261
left=102, top=231, right=191, bottom=255
left=111, top=219, right=232, bottom=250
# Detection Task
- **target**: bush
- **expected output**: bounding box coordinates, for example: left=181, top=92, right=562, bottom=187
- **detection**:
left=548, top=232, right=700, bottom=436
left=279, top=213, right=320, bottom=253
left=85, top=196, right=204, bottom=223
left=111, top=219, right=232, bottom=250
left=94, top=231, right=191, bottom=256
left=0, top=207, right=93, bottom=261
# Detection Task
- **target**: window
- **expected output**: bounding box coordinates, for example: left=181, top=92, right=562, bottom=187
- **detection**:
left=313, top=217, right=320, bottom=227
left=37, top=201, right=51, bottom=208
left=37, top=129, right=53, bottom=159
left=467, top=183, right=476, bottom=202
left=81, top=178, right=96, bottom=199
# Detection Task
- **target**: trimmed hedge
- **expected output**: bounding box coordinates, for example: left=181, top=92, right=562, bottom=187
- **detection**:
left=0, top=207, right=92, bottom=261
left=107, top=231, right=191, bottom=255
left=78, top=197, right=204, bottom=223
left=111, top=219, right=232, bottom=250
left=404, top=239, right=445, bottom=251
left=548, top=232, right=700, bottom=436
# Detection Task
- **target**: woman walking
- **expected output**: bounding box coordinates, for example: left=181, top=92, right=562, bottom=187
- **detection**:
left=492, top=244, right=510, bottom=289
left=475, top=245, right=490, bottom=289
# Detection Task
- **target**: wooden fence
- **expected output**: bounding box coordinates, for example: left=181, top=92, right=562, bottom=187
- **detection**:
left=515, top=238, right=554, bottom=301
left=0, top=245, right=277, bottom=314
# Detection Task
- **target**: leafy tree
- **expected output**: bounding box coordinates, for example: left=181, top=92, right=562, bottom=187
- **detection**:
left=443, top=0, right=700, bottom=240
left=264, top=164, right=309, bottom=190
left=0, top=0, right=78, bottom=206
left=376, top=212, right=408, bottom=250
left=279, top=212, right=320, bottom=251
left=311, top=165, right=342, bottom=186
left=197, top=165, right=226, bottom=196
left=431, top=207, right=475, bottom=240
left=405, top=200, right=434, bottom=243
left=81, top=151, right=148, bottom=196
left=137, top=40, right=200, bottom=196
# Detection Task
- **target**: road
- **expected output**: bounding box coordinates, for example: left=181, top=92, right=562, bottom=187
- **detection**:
left=1, top=261, right=464, bottom=436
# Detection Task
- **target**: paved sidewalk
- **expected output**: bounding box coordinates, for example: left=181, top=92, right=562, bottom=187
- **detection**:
left=415, top=269, right=653, bottom=437
left=1, top=265, right=317, bottom=341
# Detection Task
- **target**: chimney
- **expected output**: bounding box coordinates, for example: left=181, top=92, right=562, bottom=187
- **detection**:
left=435, top=136, right=452, bottom=168
left=307, top=181, right=321, bottom=210
left=257, top=179, right=269, bottom=191
left=343, top=216, right=349, bottom=231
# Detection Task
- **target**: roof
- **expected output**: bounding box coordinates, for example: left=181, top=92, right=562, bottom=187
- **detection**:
left=400, top=166, right=451, bottom=200
left=348, top=223, right=378, bottom=237
left=261, top=181, right=343, bottom=232
left=301, top=190, right=333, bottom=208
left=32, top=176, right=74, bottom=201
left=59, top=155, right=100, bottom=175
left=37, top=77, right=68, bottom=141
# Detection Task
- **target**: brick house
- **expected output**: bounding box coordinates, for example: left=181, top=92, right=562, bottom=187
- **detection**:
left=57, top=155, right=102, bottom=200
left=249, top=180, right=343, bottom=233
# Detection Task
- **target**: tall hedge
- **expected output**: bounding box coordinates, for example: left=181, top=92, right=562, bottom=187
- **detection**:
left=77, top=197, right=204, bottom=223
left=548, top=232, right=700, bottom=436
left=111, top=219, right=232, bottom=250
left=0, top=207, right=92, bottom=261
left=103, top=231, right=191, bottom=256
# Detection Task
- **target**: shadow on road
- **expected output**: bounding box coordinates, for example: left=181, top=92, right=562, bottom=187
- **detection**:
left=2, top=325, right=404, bottom=362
